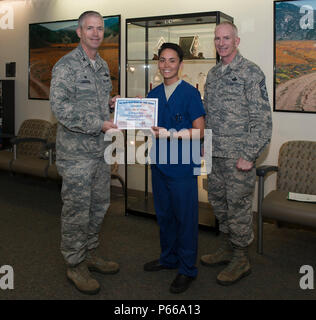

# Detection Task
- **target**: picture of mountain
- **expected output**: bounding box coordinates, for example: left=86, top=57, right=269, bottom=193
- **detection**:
left=29, top=16, right=120, bottom=100
left=275, top=1, right=316, bottom=112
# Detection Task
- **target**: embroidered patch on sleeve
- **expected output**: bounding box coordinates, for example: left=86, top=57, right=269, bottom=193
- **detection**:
left=259, top=79, right=269, bottom=101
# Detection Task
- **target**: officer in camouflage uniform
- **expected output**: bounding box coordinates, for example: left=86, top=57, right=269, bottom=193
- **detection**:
left=50, top=11, right=119, bottom=295
left=201, top=22, right=272, bottom=285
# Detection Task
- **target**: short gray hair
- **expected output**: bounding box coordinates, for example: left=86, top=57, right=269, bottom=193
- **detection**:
left=78, top=11, right=103, bottom=28
left=216, top=21, right=239, bottom=38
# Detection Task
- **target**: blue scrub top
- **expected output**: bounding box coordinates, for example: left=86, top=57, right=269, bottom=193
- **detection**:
left=148, top=80, right=205, bottom=178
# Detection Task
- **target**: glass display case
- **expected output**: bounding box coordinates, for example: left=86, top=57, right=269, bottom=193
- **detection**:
left=124, top=11, right=233, bottom=229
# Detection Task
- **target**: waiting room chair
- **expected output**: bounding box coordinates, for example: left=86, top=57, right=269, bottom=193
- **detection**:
left=256, top=140, right=316, bottom=254
left=9, top=119, right=52, bottom=177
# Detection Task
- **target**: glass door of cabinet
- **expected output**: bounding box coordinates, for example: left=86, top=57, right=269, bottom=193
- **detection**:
left=125, top=11, right=233, bottom=228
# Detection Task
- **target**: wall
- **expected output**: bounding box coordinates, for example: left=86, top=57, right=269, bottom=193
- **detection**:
left=0, top=0, right=315, bottom=204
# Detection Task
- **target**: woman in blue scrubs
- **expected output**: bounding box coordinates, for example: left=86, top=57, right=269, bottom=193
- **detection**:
left=143, top=43, right=205, bottom=294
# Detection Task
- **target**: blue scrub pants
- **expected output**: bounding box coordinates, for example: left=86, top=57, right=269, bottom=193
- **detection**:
left=151, top=165, right=199, bottom=278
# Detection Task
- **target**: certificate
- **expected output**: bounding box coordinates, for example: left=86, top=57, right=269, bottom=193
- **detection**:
left=114, top=98, right=158, bottom=129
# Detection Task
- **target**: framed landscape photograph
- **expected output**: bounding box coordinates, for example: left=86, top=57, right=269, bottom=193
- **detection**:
left=274, top=0, right=316, bottom=113
left=28, top=15, right=120, bottom=100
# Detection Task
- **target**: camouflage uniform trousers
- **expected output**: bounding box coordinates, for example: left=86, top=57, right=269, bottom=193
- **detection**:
left=56, top=158, right=111, bottom=266
left=207, top=157, right=256, bottom=248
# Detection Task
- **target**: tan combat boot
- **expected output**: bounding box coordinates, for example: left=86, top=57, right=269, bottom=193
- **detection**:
left=200, top=233, right=233, bottom=267
left=66, top=261, right=100, bottom=295
left=216, top=244, right=251, bottom=286
left=86, top=248, right=120, bottom=275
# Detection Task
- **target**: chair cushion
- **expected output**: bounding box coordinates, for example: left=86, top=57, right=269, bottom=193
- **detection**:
left=47, top=163, right=61, bottom=180
left=262, top=190, right=316, bottom=227
left=0, top=150, right=13, bottom=170
left=10, top=156, right=48, bottom=177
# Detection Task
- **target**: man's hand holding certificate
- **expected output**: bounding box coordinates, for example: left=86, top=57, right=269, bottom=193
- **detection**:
left=114, top=98, right=158, bottom=129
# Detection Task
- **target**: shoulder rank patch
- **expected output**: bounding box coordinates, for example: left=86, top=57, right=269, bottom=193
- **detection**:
left=259, top=79, right=269, bottom=101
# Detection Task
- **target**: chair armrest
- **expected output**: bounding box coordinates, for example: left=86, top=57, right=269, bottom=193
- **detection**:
left=9, top=136, right=17, bottom=145
left=256, top=165, right=278, bottom=177
left=44, top=142, right=56, bottom=150
left=11, top=137, right=47, bottom=145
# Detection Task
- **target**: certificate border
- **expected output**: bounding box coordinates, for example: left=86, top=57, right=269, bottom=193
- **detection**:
left=114, top=98, right=158, bottom=129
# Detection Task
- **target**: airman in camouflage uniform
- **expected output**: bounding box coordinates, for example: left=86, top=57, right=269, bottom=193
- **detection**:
left=50, top=11, right=119, bottom=295
left=201, top=22, right=272, bottom=285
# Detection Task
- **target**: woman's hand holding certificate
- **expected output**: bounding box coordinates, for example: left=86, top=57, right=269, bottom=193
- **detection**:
left=114, top=98, right=158, bottom=129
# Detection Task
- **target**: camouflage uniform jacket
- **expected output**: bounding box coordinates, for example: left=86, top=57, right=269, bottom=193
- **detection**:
left=50, top=44, right=112, bottom=160
left=204, top=52, right=272, bottom=162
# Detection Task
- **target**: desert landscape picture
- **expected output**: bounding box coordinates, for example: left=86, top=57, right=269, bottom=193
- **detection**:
left=275, top=1, right=316, bottom=112
left=275, top=40, right=316, bottom=112
left=29, top=17, right=120, bottom=100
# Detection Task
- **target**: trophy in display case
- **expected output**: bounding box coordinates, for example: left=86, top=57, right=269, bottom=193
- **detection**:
left=152, top=36, right=166, bottom=60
